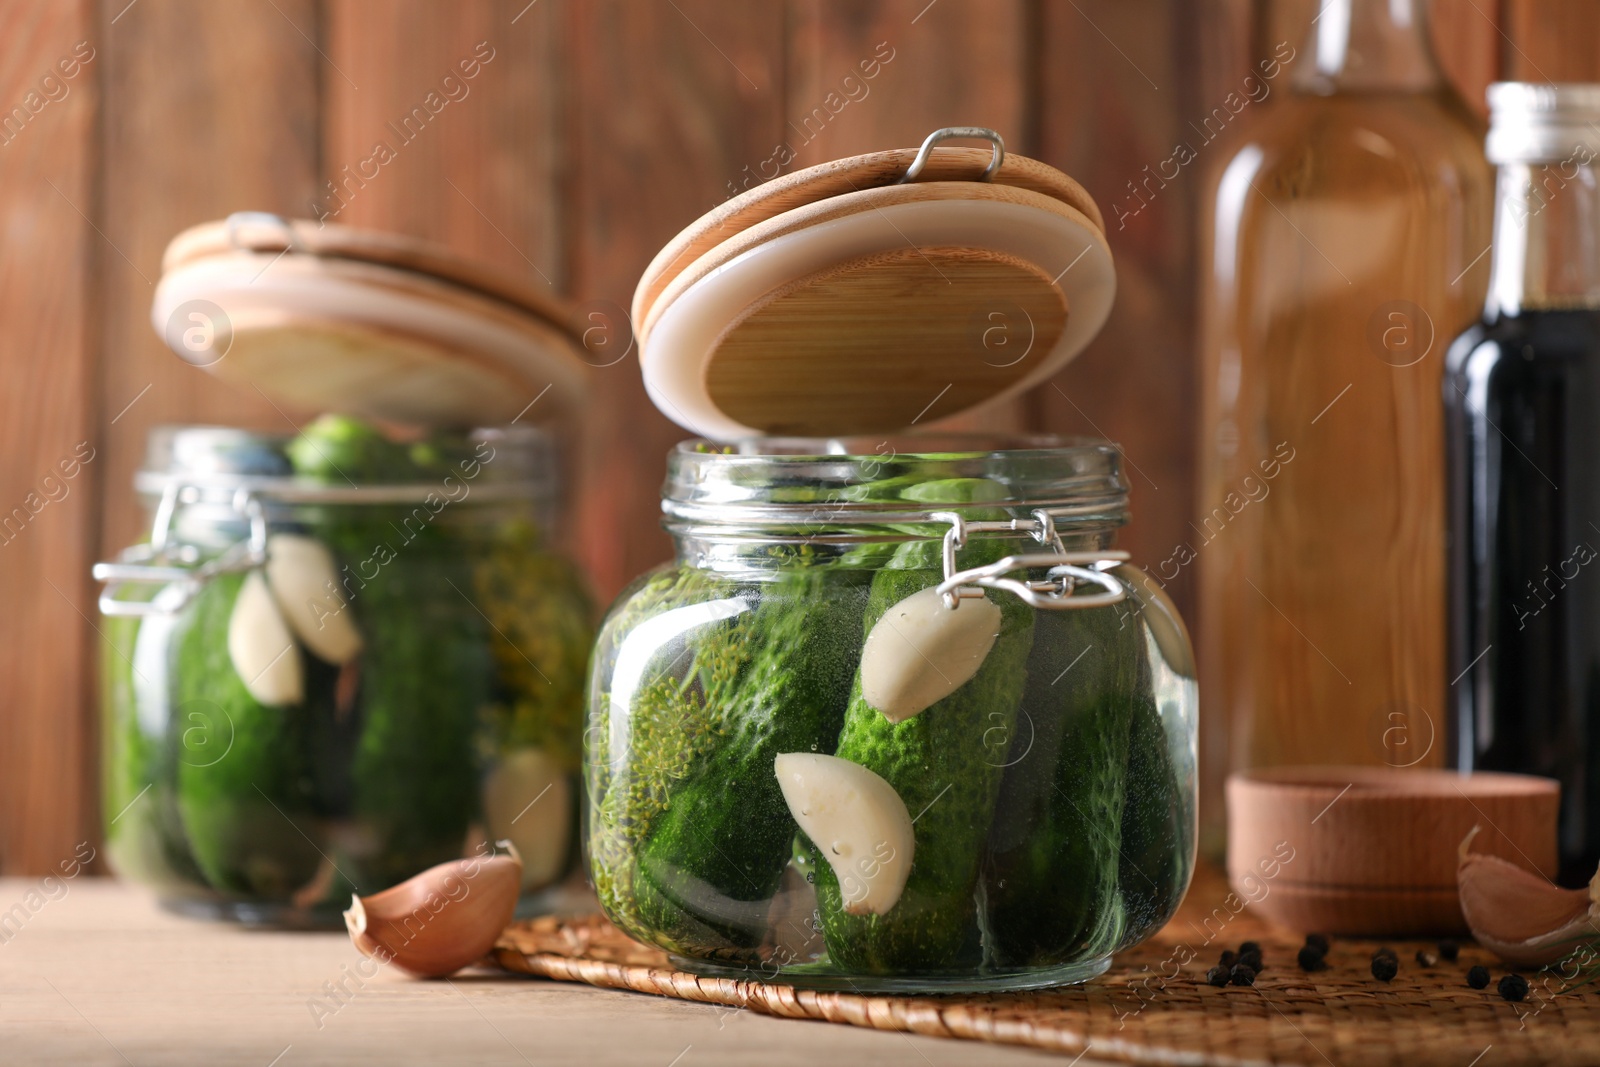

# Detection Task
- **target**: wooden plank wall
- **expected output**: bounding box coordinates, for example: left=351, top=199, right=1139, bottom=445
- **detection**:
left=0, top=0, right=1587, bottom=874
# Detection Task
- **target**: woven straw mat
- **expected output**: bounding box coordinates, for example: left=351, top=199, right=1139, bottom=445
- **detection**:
left=490, top=866, right=1599, bottom=1066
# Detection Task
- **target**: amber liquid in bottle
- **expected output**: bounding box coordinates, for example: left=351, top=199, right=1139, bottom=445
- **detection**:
left=1196, top=0, right=1491, bottom=851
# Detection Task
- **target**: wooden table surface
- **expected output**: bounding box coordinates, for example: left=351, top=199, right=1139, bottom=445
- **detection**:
left=0, top=877, right=1086, bottom=1066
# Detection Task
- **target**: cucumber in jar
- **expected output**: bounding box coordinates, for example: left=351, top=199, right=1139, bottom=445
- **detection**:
left=807, top=478, right=1036, bottom=973
left=103, top=596, right=208, bottom=892
left=981, top=596, right=1142, bottom=966
left=172, top=571, right=324, bottom=898
left=586, top=567, right=752, bottom=948
left=287, top=415, right=489, bottom=891
left=1116, top=693, right=1191, bottom=945
left=631, top=565, right=868, bottom=954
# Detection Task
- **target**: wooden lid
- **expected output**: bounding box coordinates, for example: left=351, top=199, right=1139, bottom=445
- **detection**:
left=151, top=214, right=590, bottom=428
left=633, top=130, right=1113, bottom=440
left=1226, top=767, right=1560, bottom=936
left=632, top=143, right=1104, bottom=330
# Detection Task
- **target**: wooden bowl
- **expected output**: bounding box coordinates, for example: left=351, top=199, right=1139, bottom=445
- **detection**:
left=1226, top=766, right=1559, bottom=936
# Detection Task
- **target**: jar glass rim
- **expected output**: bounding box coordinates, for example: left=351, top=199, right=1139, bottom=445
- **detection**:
left=133, top=423, right=558, bottom=504
left=662, top=433, right=1130, bottom=536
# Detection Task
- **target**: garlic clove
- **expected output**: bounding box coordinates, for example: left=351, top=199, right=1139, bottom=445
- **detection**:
left=859, top=585, right=1001, bottom=723
left=483, top=748, right=573, bottom=891
left=775, top=752, right=914, bottom=915
left=228, top=570, right=304, bottom=705
left=344, top=844, right=523, bottom=978
left=265, top=533, right=362, bottom=665
left=1458, top=824, right=1600, bottom=967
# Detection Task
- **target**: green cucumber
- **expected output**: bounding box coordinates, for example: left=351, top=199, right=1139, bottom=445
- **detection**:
left=103, top=604, right=208, bottom=893
left=808, top=476, right=1033, bottom=972
left=1117, top=693, right=1192, bottom=946
left=633, top=566, right=868, bottom=953
left=814, top=570, right=1034, bottom=973
left=288, top=414, right=490, bottom=892
left=173, top=572, right=323, bottom=899
left=586, top=568, right=753, bottom=947
left=982, top=596, right=1142, bottom=966
left=341, top=532, right=488, bottom=889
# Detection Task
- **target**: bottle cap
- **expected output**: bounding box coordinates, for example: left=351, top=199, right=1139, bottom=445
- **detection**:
left=1486, top=82, right=1600, bottom=164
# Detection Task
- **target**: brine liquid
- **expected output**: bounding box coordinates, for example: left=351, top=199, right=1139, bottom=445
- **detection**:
left=1447, top=307, right=1600, bottom=883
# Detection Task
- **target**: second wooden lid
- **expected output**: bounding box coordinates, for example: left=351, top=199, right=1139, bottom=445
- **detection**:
left=151, top=214, right=591, bottom=428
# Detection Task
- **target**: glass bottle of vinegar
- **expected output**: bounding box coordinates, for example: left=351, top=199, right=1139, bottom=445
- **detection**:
left=1447, top=84, right=1600, bottom=884
left=1197, top=0, right=1492, bottom=850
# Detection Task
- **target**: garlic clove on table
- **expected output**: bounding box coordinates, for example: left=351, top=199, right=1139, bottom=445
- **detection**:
left=228, top=570, right=304, bottom=706
left=858, top=585, right=1001, bottom=723
left=1458, top=825, right=1600, bottom=967
left=775, top=752, right=914, bottom=916
left=265, top=533, right=362, bottom=665
left=344, top=844, right=523, bottom=978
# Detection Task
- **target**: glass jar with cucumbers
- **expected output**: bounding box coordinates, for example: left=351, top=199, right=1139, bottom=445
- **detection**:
left=95, top=417, right=592, bottom=925
left=586, top=438, right=1196, bottom=990
left=99, top=213, right=597, bottom=924
left=591, top=129, right=1196, bottom=989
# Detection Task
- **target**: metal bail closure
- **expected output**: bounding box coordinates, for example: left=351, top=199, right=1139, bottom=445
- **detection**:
left=898, top=126, right=1006, bottom=183
left=92, top=487, right=269, bottom=618
left=929, top=509, right=1129, bottom=611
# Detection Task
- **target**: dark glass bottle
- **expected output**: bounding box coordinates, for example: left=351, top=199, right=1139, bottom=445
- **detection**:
left=1446, top=83, right=1600, bottom=884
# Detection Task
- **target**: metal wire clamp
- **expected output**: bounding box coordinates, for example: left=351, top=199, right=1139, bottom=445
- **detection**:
left=899, top=126, right=1006, bottom=183
left=930, top=509, right=1128, bottom=610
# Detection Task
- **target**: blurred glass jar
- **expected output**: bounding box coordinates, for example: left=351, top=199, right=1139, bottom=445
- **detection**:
left=95, top=418, right=592, bottom=926
left=585, top=437, right=1196, bottom=992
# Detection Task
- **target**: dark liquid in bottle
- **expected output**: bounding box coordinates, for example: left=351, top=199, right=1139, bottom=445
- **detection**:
left=1447, top=307, right=1600, bottom=885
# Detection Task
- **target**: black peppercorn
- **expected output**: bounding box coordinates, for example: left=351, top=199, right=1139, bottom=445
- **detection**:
left=1239, top=950, right=1264, bottom=972
left=1239, top=940, right=1261, bottom=956
left=1373, top=946, right=1398, bottom=962
left=1466, top=965, right=1490, bottom=989
left=1297, top=945, right=1328, bottom=972
left=1304, top=933, right=1330, bottom=955
left=1371, top=955, right=1398, bottom=981
left=1498, top=974, right=1529, bottom=1002
left=1229, top=963, right=1257, bottom=986
left=1438, top=939, right=1459, bottom=962
left=1205, top=965, right=1230, bottom=987
left=1415, top=950, right=1438, bottom=967
left=1218, top=950, right=1238, bottom=968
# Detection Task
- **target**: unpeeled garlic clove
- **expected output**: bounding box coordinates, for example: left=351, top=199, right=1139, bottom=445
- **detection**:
left=265, top=533, right=362, bottom=665
left=1458, top=824, right=1600, bottom=967
left=228, top=570, right=304, bottom=705
left=483, top=748, right=573, bottom=891
left=776, top=752, right=914, bottom=915
left=344, top=844, right=523, bottom=978
left=859, top=586, right=1000, bottom=723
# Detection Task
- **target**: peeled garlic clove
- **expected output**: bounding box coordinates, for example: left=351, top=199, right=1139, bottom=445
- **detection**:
left=1458, top=824, right=1599, bottom=967
left=859, top=585, right=1000, bottom=722
left=265, top=533, right=362, bottom=665
left=483, top=748, right=572, bottom=891
left=228, top=570, right=303, bottom=705
left=344, top=844, right=523, bottom=978
left=775, top=753, right=913, bottom=916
